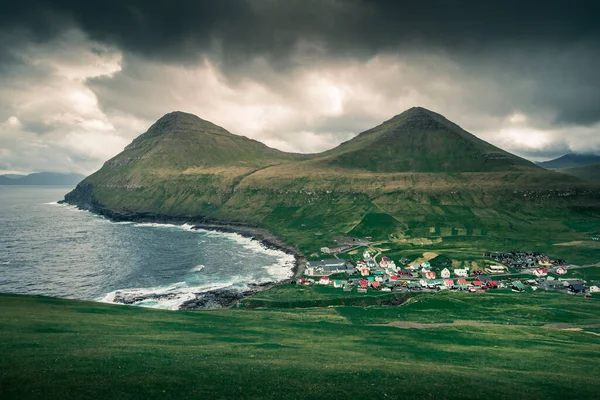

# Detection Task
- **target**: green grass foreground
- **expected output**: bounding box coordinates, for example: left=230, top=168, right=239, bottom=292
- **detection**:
left=1, top=292, right=600, bottom=399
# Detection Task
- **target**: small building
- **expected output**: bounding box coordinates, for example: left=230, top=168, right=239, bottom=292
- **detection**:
left=360, top=266, right=370, bottom=276
left=540, top=280, right=565, bottom=290
left=389, top=275, right=399, bottom=284
left=454, top=268, right=468, bottom=277
left=457, top=278, right=468, bottom=286
left=533, top=268, right=548, bottom=278
left=567, top=280, right=585, bottom=293
left=444, top=279, right=454, bottom=288
left=407, top=281, right=421, bottom=290
left=421, top=261, right=431, bottom=269
left=359, top=279, right=369, bottom=289
left=333, top=280, right=344, bottom=288
left=425, top=271, right=436, bottom=280
left=306, top=258, right=352, bottom=276
left=488, top=265, right=506, bottom=273
left=372, top=281, right=380, bottom=289
left=589, top=285, right=600, bottom=293
left=440, top=268, right=451, bottom=279
left=556, top=266, right=568, bottom=275
left=511, top=281, right=525, bottom=292
left=319, top=276, right=330, bottom=285
left=363, top=250, right=371, bottom=260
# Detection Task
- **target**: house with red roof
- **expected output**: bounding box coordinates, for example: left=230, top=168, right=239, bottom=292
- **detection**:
left=472, top=279, right=483, bottom=287
left=533, top=268, right=548, bottom=277
left=556, top=266, right=567, bottom=275
left=319, top=276, right=330, bottom=285
left=359, top=279, right=368, bottom=289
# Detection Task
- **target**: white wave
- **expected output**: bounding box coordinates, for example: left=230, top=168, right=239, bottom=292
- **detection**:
left=0, top=261, right=10, bottom=265
left=263, top=256, right=295, bottom=281
left=130, top=223, right=295, bottom=281
left=99, top=281, right=235, bottom=310
left=43, top=201, right=59, bottom=205
left=191, top=265, right=205, bottom=272
left=133, top=222, right=195, bottom=232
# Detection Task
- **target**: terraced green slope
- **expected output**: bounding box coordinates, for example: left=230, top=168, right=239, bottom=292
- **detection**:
left=64, top=107, right=600, bottom=252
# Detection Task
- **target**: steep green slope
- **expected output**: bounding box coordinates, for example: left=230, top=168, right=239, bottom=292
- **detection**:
left=559, top=162, right=600, bottom=183
left=64, top=107, right=600, bottom=253
left=66, top=111, right=308, bottom=213
left=316, top=107, right=537, bottom=172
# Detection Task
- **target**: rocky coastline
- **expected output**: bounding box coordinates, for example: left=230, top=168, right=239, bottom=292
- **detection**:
left=60, top=190, right=305, bottom=310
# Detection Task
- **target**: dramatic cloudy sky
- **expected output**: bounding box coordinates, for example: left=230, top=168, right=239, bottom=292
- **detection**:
left=1, top=0, right=599, bottom=174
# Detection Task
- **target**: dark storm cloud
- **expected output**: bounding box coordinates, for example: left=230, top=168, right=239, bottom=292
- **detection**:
left=2, top=1, right=599, bottom=61
left=1, top=0, right=600, bottom=126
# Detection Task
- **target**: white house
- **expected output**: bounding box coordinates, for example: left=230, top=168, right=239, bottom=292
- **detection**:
left=419, top=279, right=428, bottom=287
left=556, top=266, right=568, bottom=275
left=488, top=265, right=506, bottom=273
left=421, top=261, right=431, bottom=269
left=363, top=250, right=371, bottom=260
left=590, top=285, right=600, bottom=293
left=319, top=276, right=330, bottom=285
left=440, top=268, right=451, bottom=279
left=453, top=268, right=468, bottom=277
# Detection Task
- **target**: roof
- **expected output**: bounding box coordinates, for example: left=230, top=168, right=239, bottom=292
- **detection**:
left=512, top=281, right=525, bottom=289
left=320, top=276, right=329, bottom=280
left=308, top=259, right=347, bottom=268
left=389, top=275, right=398, bottom=281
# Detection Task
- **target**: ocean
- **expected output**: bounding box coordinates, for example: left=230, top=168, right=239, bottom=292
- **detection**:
left=0, top=186, right=294, bottom=309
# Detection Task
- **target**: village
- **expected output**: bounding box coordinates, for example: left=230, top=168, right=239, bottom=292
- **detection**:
left=297, top=249, right=598, bottom=297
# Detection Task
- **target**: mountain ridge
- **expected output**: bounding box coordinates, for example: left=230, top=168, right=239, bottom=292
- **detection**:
left=63, top=107, right=600, bottom=252
left=537, top=153, right=600, bottom=169
left=1, top=172, right=85, bottom=186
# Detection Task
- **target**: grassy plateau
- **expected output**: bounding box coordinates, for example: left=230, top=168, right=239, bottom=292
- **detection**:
left=1, top=291, right=600, bottom=399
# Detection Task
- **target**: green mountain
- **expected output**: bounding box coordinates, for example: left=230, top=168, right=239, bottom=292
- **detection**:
left=0, top=172, right=84, bottom=186
left=537, top=153, right=600, bottom=169
left=316, top=107, right=536, bottom=173
left=559, top=162, right=600, bottom=183
left=64, top=107, right=600, bottom=252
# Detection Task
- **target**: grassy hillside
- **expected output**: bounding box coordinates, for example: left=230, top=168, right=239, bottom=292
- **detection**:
left=2, top=292, right=600, bottom=399
left=316, top=107, right=538, bottom=173
left=64, top=108, right=600, bottom=256
left=559, top=162, right=600, bottom=183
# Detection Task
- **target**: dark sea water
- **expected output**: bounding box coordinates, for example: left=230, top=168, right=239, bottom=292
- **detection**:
left=0, top=186, right=294, bottom=309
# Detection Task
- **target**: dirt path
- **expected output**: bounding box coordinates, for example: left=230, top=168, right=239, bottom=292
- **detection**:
left=372, top=321, right=600, bottom=330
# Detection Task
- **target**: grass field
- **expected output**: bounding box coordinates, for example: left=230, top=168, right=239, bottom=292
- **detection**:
left=1, top=292, right=599, bottom=399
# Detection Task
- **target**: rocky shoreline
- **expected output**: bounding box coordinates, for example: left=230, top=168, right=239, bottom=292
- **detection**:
left=60, top=195, right=305, bottom=310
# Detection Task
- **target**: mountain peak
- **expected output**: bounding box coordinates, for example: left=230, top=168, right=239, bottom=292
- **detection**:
left=322, top=106, right=537, bottom=173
